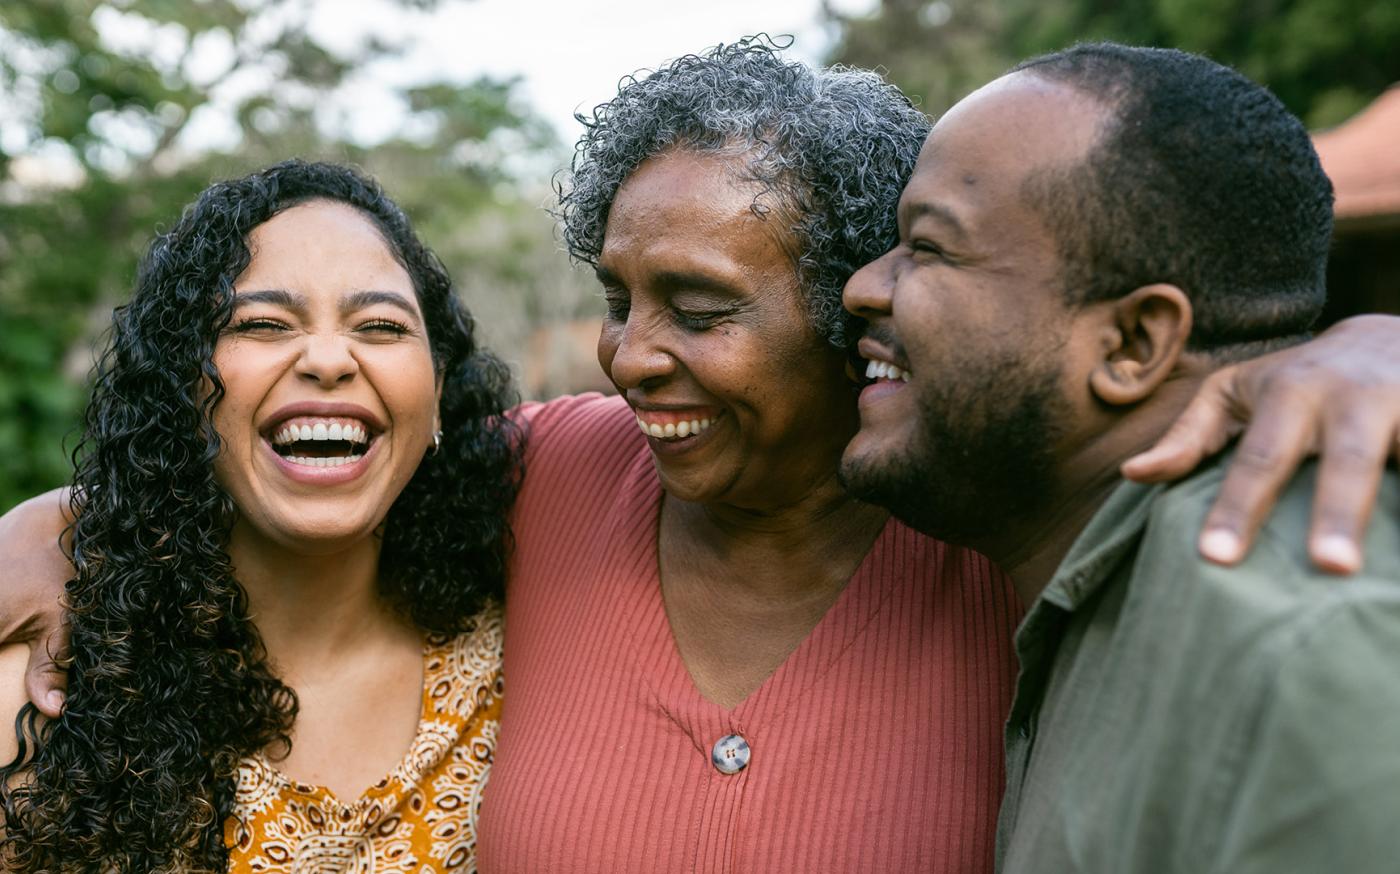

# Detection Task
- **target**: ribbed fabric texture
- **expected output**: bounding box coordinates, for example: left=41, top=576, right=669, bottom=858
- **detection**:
left=477, top=394, right=1021, bottom=874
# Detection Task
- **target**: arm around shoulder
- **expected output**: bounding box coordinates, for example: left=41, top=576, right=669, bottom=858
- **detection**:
left=0, top=489, right=74, bottom=718
left=0, top=489, right=73, bottom=586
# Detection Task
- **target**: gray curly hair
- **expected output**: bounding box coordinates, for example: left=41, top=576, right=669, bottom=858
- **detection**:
left=556, top=35, right=931, bottom=349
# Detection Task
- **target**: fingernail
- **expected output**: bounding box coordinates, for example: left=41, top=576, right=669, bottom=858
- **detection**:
left=1200, top=529, right=1243, bottom=564
left=45, top=690, right=64, bottom=713
left=1314, top=535, right=1361, bottom=574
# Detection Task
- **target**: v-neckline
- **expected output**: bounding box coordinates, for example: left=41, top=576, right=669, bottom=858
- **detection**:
left=245, top=635, right=434, bottom=812
left=621, top=459, right=900, bottom=738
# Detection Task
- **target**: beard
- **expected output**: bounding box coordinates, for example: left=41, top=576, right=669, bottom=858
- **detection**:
left=840, top=346, right=1070, bottom=545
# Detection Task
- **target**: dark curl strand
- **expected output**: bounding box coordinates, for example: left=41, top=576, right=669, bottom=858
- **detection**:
left=0, top=160, right=521, bottom=873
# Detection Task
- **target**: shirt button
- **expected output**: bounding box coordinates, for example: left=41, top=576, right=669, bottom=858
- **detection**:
left=711, top=734, right=750, bottom=775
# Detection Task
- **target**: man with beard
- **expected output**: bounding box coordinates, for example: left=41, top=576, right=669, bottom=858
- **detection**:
left=841, top=43, right=1400, bottom=873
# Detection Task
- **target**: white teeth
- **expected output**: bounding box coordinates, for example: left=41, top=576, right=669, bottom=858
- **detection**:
left=285, top=455, right=362, bottom=468
left=864, top=358, right=912, bottom=382
left=270, top=420, right=372, bottom=446
left=635, top=414, right=718, bottom=441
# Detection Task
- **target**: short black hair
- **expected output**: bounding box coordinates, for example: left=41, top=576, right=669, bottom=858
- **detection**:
left=1012, top=43, right=1334, bottom=358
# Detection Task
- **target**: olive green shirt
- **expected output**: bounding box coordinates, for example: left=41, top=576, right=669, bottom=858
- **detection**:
left=997, top=459, right=1400, bottom=873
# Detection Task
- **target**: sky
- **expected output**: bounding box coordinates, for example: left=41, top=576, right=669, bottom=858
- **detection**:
left=304, top=0, right=876, bottom=145
left=1, top=0, right=878, bottom=182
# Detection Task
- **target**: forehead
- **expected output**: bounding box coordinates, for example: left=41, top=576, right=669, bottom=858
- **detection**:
left=599, top=150, right=796, bottom=278
left=239, top=200, right=413, bottom=293
left=900, top=72, right=1108, bottom=231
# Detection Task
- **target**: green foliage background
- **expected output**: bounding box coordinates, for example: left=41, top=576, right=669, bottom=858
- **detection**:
left=825, top=0, right=1400, bottom=126
left=0, top=0, right=598, bottom=512
left=2, top=0, right=1397, bottom=512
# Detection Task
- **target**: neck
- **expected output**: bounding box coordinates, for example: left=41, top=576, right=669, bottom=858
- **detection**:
left=975, top=377, right=1204, bottom=605
left=227, top=522, right=404, bottom=671
left=669, top=468, right=890, bottom=596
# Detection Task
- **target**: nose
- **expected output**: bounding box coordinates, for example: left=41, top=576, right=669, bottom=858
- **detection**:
left=599, top=312, right=676, bottom=390
left=843, top=248, right=896, bottom=320
left=295, top=333, right=359, bottom=387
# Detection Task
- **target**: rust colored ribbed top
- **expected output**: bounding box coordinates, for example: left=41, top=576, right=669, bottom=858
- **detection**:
left=477, top=394, right=1020, bottom=874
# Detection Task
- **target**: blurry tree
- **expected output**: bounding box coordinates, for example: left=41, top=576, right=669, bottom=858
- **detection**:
left=825, top=0, right=1400, bottom=127
left=0, top=0, right=596, bottom=511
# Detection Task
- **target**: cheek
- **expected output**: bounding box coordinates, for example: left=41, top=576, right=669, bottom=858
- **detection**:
left=208, top=347, right=259, bottom=446
left=596, top=322, right=621, bottom=375
left=378, top=349, right=440, bottom=424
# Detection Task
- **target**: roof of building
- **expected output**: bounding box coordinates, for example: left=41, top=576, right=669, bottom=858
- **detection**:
left=1313, top=86, right=1400, bottom=224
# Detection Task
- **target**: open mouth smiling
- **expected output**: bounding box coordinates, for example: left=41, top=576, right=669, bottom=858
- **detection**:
left=265, top=416, right=379, bottom=468
left=633, top=408, right=723, bottom=443
left=863, top=357, right=912, bottom=383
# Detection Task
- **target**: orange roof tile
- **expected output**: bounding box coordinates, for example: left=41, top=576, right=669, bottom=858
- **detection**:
left=1313, top=86, right=1400, bottom=221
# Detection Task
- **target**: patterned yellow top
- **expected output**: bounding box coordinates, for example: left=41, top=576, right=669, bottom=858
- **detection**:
left=225, top=603, right=503, bottom=873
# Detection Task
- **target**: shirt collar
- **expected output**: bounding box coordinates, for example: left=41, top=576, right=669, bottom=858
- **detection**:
left=1037, top=479, right=1164, bottom=613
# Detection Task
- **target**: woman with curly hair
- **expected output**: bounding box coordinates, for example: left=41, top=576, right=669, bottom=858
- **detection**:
left=0, top=159, right=519, bottom=872
left=5, top=36, right=1400, bottom=874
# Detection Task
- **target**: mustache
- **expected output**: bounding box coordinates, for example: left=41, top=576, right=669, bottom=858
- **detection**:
left=859, top=323, right=908, bottom=360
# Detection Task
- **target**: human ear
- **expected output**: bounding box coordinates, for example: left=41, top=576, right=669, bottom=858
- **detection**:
left=1089, top=284, right=1192, bottom=407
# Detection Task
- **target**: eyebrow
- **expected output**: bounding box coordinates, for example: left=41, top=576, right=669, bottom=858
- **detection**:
left=593, top=266, right=738, bottom=297
left=232, top=288, right=422, bottom=322
left=900, top=200, right=970, bottom=243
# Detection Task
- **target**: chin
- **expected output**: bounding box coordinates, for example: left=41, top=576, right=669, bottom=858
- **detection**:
left=242, top=505, right=384, bottom=554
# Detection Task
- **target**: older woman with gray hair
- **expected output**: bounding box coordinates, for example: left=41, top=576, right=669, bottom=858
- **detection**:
left=474, top=35, right=1400, bottom=872
left=5, top=33, right=1400, bottom=874
left=475, top=38, right=1018, bottom=872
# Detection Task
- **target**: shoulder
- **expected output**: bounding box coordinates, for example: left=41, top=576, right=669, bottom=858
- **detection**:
left=1139, top=456, right=1400, bottom=618
left=423, top=602, right=504, bottom=721
left=1123, top=458, right=1400, bottom=747
left=512, top=393, right=636, bottom=456
left=511, top=393, right=652, bottom=513
left=0, top=644, right=35, bottom=766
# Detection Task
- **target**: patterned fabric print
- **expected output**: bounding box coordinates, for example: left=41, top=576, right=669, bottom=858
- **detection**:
left=226, top=604, right=504, bottom=874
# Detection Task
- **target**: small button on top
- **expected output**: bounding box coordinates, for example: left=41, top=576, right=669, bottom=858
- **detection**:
left=711, top=734, right=750, bottom=775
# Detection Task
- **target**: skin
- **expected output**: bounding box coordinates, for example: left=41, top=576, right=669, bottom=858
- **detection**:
left=596, top=149, right=888, bottom=708
left=215, top=201, right=440, bottom=798
left=0, top=201, right=441, bottom=798
left=7, top=90, right=1400, bottom=713
left=844, top=71, right=1266, bottom=599
left=1123, top=313, right=1400, bottom=573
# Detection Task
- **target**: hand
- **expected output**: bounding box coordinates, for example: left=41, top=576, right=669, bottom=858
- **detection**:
left=0, top=489, right=74, bottom=717
left=1122, top=314, right=1400, bottom=574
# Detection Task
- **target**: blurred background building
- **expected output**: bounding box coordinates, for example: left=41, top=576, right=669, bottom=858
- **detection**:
left=2, top=0, right=1399, bottom=511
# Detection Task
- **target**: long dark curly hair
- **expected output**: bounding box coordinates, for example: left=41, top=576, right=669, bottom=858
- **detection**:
left=0, top=160, right=521, bottom=873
